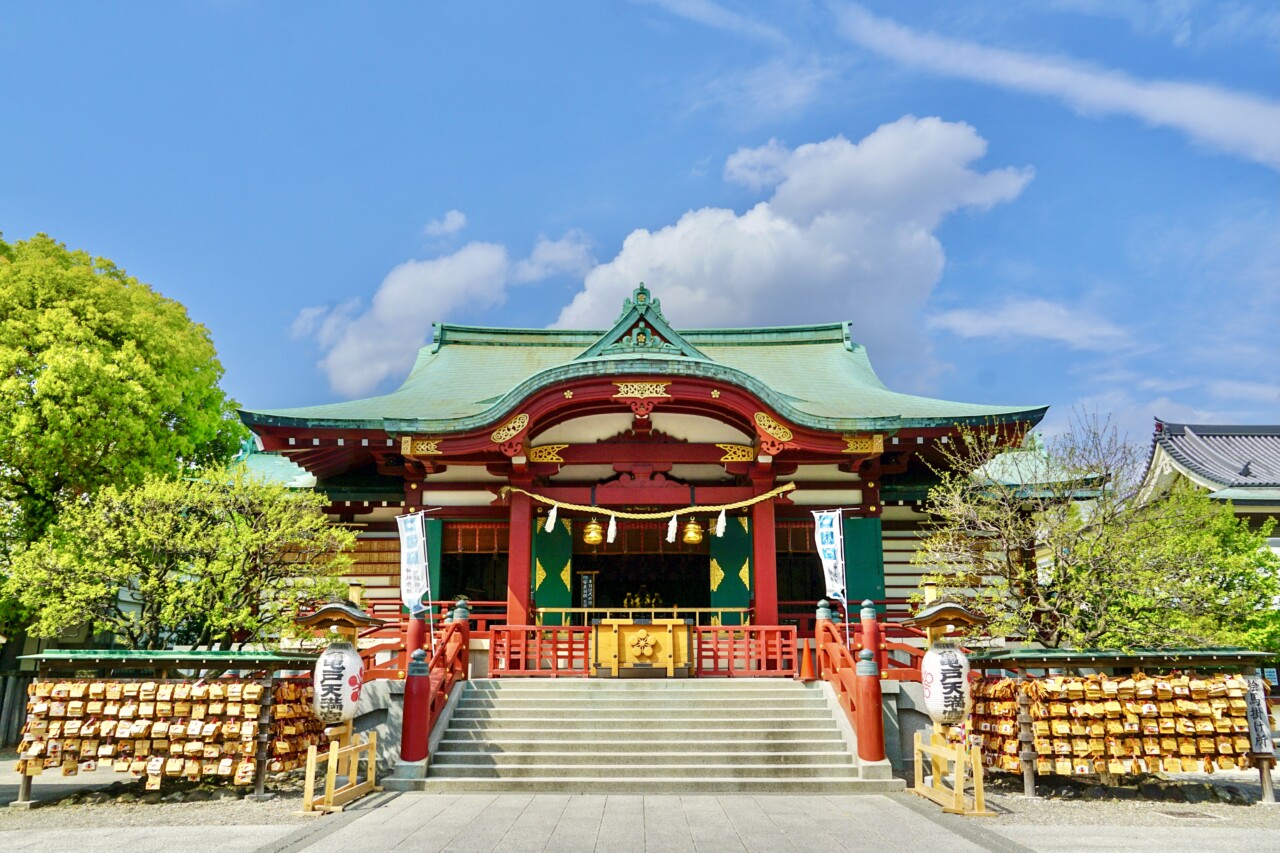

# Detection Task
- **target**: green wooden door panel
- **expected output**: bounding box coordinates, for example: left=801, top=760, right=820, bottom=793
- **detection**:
left=843, top=516, right=885, bottom=605
left=709, top=516, right=752, bottom=625
left=533, top=517, right=573, bottom=625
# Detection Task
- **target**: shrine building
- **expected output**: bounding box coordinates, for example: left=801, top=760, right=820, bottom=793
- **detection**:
left=240, top=284, right=1047, bottom=634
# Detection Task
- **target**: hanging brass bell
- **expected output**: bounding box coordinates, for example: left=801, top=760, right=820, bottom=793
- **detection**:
left=582, top=518, right=604, bottom=545
left=681, top=518, right=704, bottom=545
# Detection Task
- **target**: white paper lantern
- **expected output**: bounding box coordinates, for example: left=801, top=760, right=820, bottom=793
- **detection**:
left=313, top=640, right=364, bottom=723
left=921, top=642, right=970, bottom=725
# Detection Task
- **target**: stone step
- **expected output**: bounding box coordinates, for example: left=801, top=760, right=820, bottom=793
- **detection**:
left=431, top=750, right=853, bottom=766
left=447, top=717, right=830, bottom=730
left=436, top=737, right=846, bottom=753
left=437, top=727, right=845, bottom=742
left=451, top=707, right=834, bottom=721
left=457, top=698, right=828, bottom=710
left=400, top=777, right=906, bottom=795
left=429, top=762, right=861, bottom=779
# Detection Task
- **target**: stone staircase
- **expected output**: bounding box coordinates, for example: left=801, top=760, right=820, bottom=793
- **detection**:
left=409, top=678, right=904, bottom=793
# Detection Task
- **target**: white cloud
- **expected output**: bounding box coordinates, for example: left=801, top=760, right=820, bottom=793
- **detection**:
left=555, top=116, right=1032, bottom=390
left=927, top=299, right=1128, bottom=350
left=424, top=209, right=467, bottom=237
left=298, top=230, right=592, bottom=395
left=642, top=0, right=787, bottom=45
left=694, top=58, right=832, bottom=125
left=1049, top=0, right=1280, bottom=50
left=511, top=231, right=595, bottom=284
left=1207, top=379, right=1280, bottom=404
left=835, top=3, right=1280, bottom=171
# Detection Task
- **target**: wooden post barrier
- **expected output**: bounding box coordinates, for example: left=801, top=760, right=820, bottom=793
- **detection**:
left=302, top=731, right=379, bottom=813
left=911, top=729, right=993, bottom=817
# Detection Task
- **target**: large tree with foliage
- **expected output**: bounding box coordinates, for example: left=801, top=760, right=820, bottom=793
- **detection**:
left=0, top=233, right=244, bottom=553
left=914, top=414, right=1280, bottom=650
left=4, top=464, right=353, bottom=650
left=0, top=233, right=245, bottom=641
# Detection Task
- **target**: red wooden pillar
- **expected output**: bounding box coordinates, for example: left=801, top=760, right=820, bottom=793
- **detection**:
left=506, top=490, right=533, bottom=626
left=750, top=491, right=779, bottom=626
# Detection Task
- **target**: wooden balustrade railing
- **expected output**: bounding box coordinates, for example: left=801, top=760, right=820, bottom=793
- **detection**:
left=488, top=626, right=591, bottom=677
left=815, top=617, right=885, bottom=762
left=400, top=618, right=470, bottom=763
left=693, top=625, right=798, bottom=677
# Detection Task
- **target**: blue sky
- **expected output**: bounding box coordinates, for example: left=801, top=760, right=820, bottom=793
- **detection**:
left=3, top=1, right=1277, bottom=441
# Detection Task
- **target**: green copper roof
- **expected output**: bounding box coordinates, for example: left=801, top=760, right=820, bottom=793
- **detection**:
left=243, top=287, right=1046, bottom=435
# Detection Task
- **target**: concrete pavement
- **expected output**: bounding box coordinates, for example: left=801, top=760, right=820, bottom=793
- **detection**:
left=5, top=790, right=1280, bottom=852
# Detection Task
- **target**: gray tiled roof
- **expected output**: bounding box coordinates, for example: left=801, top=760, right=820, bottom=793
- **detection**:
left=1153, top=419, right=1280, bottom=488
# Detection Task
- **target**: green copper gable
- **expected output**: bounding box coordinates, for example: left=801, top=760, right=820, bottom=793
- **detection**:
left=575, top=284, right=710, bottom=361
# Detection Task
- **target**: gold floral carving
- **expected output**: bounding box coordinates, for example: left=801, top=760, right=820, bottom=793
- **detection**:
left=612, top=381, right=671, bottom=399
left=400, top=436, right=442, bottom=455
left=560, top=560, right=571, bottom=591
left=710, top=558, right=725, bottom=592
left=490, top=413, right=530, bottom=444
left=739, top=562, right=751, bottom=591
left=716, top=444, right=755, bottom=463
left=842, top=434, right=884, bottom=454
left=753, top=412, right=793, bottom=442
left=737, top=516, right=749, bottom=533
left=535, top=559, right=546, bottom=590
left=528, top=444, right=569, bottom=463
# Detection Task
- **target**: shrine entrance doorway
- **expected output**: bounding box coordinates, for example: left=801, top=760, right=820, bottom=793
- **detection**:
left=574, top=552, right=709, bottom=611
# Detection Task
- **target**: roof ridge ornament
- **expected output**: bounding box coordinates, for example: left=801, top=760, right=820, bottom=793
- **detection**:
left=616, top=282, right=660, bottom=322
left=576, top=282, right=711, bottom=361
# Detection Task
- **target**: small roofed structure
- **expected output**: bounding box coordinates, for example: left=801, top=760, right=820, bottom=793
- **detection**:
left=295, top=599, right=385, bottom=634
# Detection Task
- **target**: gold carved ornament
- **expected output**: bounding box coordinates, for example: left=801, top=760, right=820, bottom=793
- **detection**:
left=490, top=413, right=530, bottom=444
left=710, top=558, right=725, bottom=592
left=559, top=560, right=571, bottom=591
left=753, top=412, right=793, bottom=442
left=739, top=562, right=751, bottom=591
left=405, top=437, right=442, bottom=455
left=716, top=444, right=754, bottom=463
left=528, top=444, right=569, bottom=463
left=535, top=559, right=547, bottom=590
left=842, top=434, right=884, bottom=454
left=612, top=381, right=671, bottom=399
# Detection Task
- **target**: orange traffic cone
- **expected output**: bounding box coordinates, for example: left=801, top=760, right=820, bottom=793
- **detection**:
left=798, top=639, right=815, bottom=681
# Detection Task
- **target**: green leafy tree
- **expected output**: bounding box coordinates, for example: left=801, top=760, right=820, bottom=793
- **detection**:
left=5, top=464, right=353, bottom=649
left=0, top=233, right=244, bottom=554
left=914, top=413, right=1280, bottom=650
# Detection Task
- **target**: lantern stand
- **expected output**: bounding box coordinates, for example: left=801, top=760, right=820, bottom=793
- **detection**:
left=295, top=599, right=385, bottom=754
left=902, top=588, right=992, bottom=816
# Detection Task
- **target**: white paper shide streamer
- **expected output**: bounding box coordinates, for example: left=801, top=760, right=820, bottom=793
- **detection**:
left=545, top=504, right=557, bottom=533
left=715, top=509, right=726, bottom=538
left=666, top=513, right=678, bottom=543
left=606, top=514, right=617, bottom=543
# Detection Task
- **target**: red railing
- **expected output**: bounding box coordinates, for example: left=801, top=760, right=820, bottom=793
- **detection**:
left=332, top=600, right=505, bottom=681
left=815, top=618, right=885, bottom=762
left=488, top=626, right=591, bottom=677
left=400, top=618, right=470, bottom=763
left=779, top=598, right=913, bottom=638
left=693, top=626, right=798, bottom=677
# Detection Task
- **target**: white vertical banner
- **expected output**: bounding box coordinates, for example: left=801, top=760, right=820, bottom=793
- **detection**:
left=812, top=509, right=846, bottom=601
left=397, top=511, right=429, bottom=615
